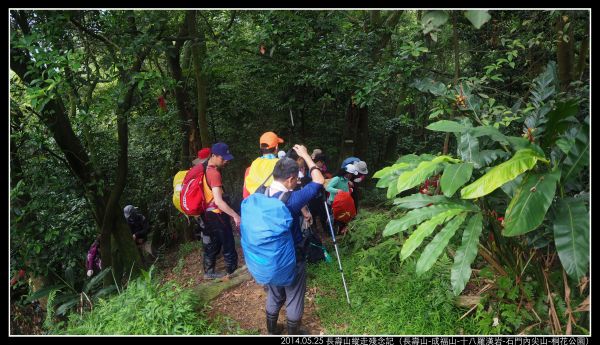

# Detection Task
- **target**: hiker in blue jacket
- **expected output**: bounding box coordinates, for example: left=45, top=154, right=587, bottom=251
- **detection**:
left=262, top=145, right=324, bottom=335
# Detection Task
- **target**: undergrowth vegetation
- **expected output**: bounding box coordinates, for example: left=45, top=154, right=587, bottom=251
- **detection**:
left=308, top=210, right=479, bottom=335
left=57, top=267, right=217, bottom=335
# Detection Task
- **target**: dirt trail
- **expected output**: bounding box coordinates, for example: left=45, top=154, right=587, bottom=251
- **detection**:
left=158, top=237, right=325, bottom=335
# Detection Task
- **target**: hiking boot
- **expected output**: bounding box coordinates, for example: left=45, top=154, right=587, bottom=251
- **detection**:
left=287, top=319, right=309, bottom=335
left=226, top=265, right=237, bottom=275
left=203, top=270, right=226, bottom=279
left=266, top=312, right=283, bottom=335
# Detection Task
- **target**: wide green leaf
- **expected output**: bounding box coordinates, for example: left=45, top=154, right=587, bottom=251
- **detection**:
left=457, top=130, right=481, bottom=167
left=500, top=174, right=523, bottom=198
left=441, top=163, right=473, bottom=197
left=84, top=268, right=112, bottom=293
left=553, top=198, right=590, bottom=280
left=383, top=204, right=471, bottom=237
left=464, top=10, right=491, bottom=29
left=400, top=209, right=464, bottom=260
left=506, top=136, right=545, bottom=156
left=397, top=154, right=434, bottom=165
left=92, top=285, right=118, bottom=299
left=393, top=194, right=450, bottom=209
left=410, top=78, right=447, bottom=96
left=386, top=180, right=399, bottom=199
left=426, top=120, right=467, bottom=133
left=460, top=149, right=548, bottom=199
left=396, top=155, right=459, bottom=194
left=376, top=173, right=397, bottom=188
left=543, top=100, right=579, bottom=148
left=56, top=298, right=80, bottom=316
left=416, top=212, right=467, bottom=275
left=373, top=162, right=410, bottom=179
left=469, top=126, right=509, bottom=144
left=375, top=163, right=413, bottom=189
left=478, top=150, right=510, bottom=167
left=562, top=122, right=589, bottom=183
left=503, top=169, right=561, bottom=236
left=422, top=11, right=449, bottom=34
left=25, top=284, right=65, bottom=303
left=451, top=213, right=483, bottom=295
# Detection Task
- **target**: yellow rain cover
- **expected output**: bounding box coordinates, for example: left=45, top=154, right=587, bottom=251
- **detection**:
left=245, top=157, right=279, bottom=195
left=172, top=170, right=188, bottom=213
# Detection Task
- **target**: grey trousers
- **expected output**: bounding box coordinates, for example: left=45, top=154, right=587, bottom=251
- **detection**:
left=265, top=257, right=306, bottom=322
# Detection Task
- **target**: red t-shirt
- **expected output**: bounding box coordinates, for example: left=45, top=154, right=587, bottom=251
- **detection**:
left=205, top=165, right=222, bottom=188
left=203, top=165, right=223, bottom=212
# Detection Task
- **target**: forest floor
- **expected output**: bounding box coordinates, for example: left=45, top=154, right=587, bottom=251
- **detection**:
left=156, top=234, right=326, bottom=335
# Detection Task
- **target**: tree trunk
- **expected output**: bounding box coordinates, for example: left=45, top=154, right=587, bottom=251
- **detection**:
left=556, top=13, right=574, bottom=91
left=10, top=10, right=146, bottom=287
left=339, top=11, right=401, bottom=162
left=167, top=17, right=201, bottom=168
left=575, top=15, right=589, bottom=81
left=383, top=130, right=398, bottom=164
left=187, top=11, right=211, bottom=149
left=354, top=106, right=369, bottom=159
left=340, top=100, right=361, bottom=165
left=445, top=12, right=461, bottom=155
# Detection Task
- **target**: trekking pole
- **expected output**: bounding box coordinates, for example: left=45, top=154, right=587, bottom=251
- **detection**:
left=323, top=200, right=351, bottom=306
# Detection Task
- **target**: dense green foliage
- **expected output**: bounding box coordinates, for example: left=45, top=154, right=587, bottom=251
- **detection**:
left=309, top=210, right=479, bottom=335
left=57, top=268, right=217, bottom=335
left=10, top=9, right=588, bottom=335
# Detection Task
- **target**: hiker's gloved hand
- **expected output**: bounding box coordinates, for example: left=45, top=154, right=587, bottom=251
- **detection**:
left=87, top=270, right=93, bottom=277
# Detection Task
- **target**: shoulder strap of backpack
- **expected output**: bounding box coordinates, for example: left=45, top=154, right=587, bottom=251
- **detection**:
left=278, top=191, right=291, bottom=203
left=202, top=161, right=212, bottom=189
left=258, top=171, right=274, bottom=190
left=264, top=187, right=291, bottom=204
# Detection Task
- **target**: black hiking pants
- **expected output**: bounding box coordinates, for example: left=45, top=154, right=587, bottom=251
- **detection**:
left=308, top=196, right=328, bottom=237
left=202, top=211, right=238, bottom=274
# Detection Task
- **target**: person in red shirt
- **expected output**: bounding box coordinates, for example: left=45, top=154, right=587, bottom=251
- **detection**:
left=201, top=142, right=241, bottom=279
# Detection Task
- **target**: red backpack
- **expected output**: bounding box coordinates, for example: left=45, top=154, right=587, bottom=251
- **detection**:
left=180, top=162, right=211, bottom=216
left=332, top=190, right=356, bottom=224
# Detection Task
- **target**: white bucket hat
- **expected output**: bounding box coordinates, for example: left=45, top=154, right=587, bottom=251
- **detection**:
left=123, top=205, right=135, bottom=219
left=354, top=161, right=368, bottom=175
left=345, top=163, right=359, bottom=175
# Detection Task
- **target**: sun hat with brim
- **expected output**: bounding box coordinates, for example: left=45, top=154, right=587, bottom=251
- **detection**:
left=123, top=205, right=136, bottom=219
left=354, top=160, right=368, bottom=175
left=345, top=163, right=359, bottom=175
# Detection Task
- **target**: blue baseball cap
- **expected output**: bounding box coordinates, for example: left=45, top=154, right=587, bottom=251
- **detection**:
left=211, top=142, right=234, bottom=161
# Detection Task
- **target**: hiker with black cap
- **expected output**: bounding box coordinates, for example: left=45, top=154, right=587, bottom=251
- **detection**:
left=243, top=131, right=284, bottom=199
left=201, top=142, right=240, bottom=279
left=241, top=144, right=324, bottom=335
left=123, top=205, right=150, bottom=245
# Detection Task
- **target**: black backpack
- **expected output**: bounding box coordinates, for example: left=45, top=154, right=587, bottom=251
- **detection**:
left=302, top=227, right=327, bottom=264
